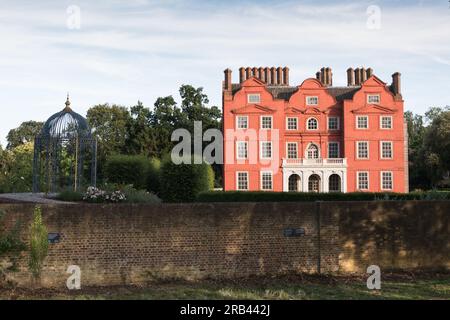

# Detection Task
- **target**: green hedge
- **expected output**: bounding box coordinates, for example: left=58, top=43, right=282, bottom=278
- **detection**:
left=104, top=155, right=149, bottom=190
left=196, top=191, right=450, bottom=202
left=160, top=158, right=214, bottom=202
left=146, top=157, right=161, bottom=195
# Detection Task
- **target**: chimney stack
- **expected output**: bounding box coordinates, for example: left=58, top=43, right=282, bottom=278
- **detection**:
left=392, top=72, right=401, bottom=97
left=316, top=67, right=333, bottom=86
left=239, top=67, right=245, bottom=83
left=224, top=68, right=232, bottom=91
left=245, top=67, right=251, bottom=80
left=276, top=67, right=283, bottom=85
left=283, top=67, right=290, bottom=86
left=265, top=67, right=271, bottom=84
left=354, top=68, right=361, bottom=85
left=270, top=67, right=277, bottom=85
left=366, top=68, right=373, bottom=79
left=347, top=68, right=355, bottom=86
left=259, top=67, right=265, bottom=83
left=360, top=67, right=367, bottom=83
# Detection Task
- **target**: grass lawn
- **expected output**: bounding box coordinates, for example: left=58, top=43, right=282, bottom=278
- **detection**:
left=1, top=273, right=449, bottom=300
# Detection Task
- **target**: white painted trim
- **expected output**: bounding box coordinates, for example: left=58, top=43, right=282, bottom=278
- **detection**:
left=356, top=171, right=370, bottom=190
left=305, top=142, right=321, bottom=159
left=380, top=141, right=393, bottom=159
left=306, top=96, right=319, bottom=106
left=247, top=93, right=261, bottom=104
left=260, top=171, right=273, bottom=191
left=236, top=115, right=249, bottom=130
left=236, top=141, right=248, bottom=160
left=286, top=117, right=298, bottom=130
left=356, top=115, right=369, bottom=129
left=260, top=115, right=273, bottom=130
left=380, top=115, right=393, bottom=130
left=260, top=141, right=272, bottom=160
left=286, top=142, right=298, bottom=159
left=380, top=171, right=394, bottom=191
left=236, top=171, right=249, bottom=191
left=306, top=117, right=319, bottom=131
left=356, top=141, right=369, bottom=159
left=367, top=94, right=380, bottom=104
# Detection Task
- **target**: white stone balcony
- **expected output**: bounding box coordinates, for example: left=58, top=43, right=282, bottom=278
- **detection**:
left=282, top=158, right=347, bottom=167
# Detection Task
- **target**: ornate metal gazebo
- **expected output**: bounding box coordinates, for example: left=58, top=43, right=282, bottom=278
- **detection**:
left=32, top=95, right=97, bottom=193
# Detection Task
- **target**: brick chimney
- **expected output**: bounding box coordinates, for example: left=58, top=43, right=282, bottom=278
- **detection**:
left=347, top=68, right=355, bottom=86
left=239, top=67, right=245, bottom=83
left=366, top=68, right=373, bottom=79
left=224, top=68, right=232, bottom=91
left=354, top=67, right=361, bottom=85
left=392, top=72, right=402, bottom=98
left=270, top=67, right=277, bottom=85
left=259, top=67, right=265, bottom=83
left=316, top=67, right=333, bottom=86
left=283, top=67, right=289, bottom=86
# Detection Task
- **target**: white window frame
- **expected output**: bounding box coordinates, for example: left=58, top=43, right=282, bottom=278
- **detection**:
left=327, top=116, right=340, bottom=131
left=286, top=117, right=298, bottom=130
left=306, top=96, right=319, bottom=106
left=307, top=117, right=318, bottom=131
left=247, top=93, right=261, bottom=104
left=260, top=171, right=273, bottom=191
left=357, top=171, right=370, bottom=190
left=380, top=141, right=393, bottom=159
left=380, top=171, right=393, bottom=191
left=286, top=142, right=298, bottom=159
left=356, top=115, right=369, bottom=129
left=380, top=116, right=393, bottom=130
left=306, top=143, right=320, bottom=159
left=356, top=141, right=369, bottom=159
left=236, top=115, right=249, bottom=129
left=236, top=141, right=248, bottom=160
left=367, top=94, right=380, bottom=104
left=328, top=142, right=340, bottom=159
left=260, top=115, right=273, bottom=130
left=260, top=141, right=272, bottom=160
left=236, top=171, right=249, bottom=191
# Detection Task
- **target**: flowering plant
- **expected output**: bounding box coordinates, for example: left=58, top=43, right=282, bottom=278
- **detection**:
left=83, top=186, right=126, bottom=203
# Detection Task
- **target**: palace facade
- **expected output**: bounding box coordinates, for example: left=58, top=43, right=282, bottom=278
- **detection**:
left=222, top=66, right=408, bottom=193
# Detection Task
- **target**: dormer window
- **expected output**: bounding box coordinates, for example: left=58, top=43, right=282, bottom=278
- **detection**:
left=306, top=96, right=319, bottom=106
left=248, top=93, right=261, bottom=104
left=367, top=94, right=380, bottom=104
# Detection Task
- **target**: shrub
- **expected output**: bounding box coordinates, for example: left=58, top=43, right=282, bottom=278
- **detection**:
left=146, top=157, right=161, bottom=195
left=122, top=185, right=161, bottom=204
left=160, top=157, right=214, bottom=202
left=83, top=186, right=126, bottom=203
left=0, top=209, right=26, bottom=284
left=196, top=191, right=450, bottom=202
left=28, top=206, right=48, bottom=281
left=55, top=190, right=83, bottom=202
left=104, top=154, right=149, bottom=189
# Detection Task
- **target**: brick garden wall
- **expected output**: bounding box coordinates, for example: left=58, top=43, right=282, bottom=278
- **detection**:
left=0, top=201, right=448, bottom=288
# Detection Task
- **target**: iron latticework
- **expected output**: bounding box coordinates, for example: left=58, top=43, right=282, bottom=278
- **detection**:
left=32, top=95, right=97, bottom=193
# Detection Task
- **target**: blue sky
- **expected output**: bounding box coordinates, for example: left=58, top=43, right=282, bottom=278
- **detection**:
left=0, top=0, right=449, bottom=145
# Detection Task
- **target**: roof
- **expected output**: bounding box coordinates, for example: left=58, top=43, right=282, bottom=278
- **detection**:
left=231, top=84, right=362, bottom=101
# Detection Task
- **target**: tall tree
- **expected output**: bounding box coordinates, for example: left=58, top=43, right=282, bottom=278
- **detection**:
left=6, top=121, right=43, bottom=150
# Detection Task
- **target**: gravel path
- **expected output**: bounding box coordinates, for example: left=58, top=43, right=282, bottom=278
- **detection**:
left=0, top=193, right=75, bottom=204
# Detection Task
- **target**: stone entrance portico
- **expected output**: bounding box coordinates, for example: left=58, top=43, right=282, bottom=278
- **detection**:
left=282, top=158, right=347, bottom=192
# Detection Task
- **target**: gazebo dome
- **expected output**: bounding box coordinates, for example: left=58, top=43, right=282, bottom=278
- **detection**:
left=33, top=94, right=97, bottom=193
left=40, top=95, right=91, bottom=139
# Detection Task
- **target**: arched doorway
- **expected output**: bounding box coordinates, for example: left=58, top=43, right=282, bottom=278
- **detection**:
left=308, top=174, right=321, bottom=192
left=288, top=174, right=301, bottom=192
left=329, top=174, right=341, bottom=192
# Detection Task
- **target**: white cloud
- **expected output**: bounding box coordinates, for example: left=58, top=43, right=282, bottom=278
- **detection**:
left=0, top=0, right=449, bottom=145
